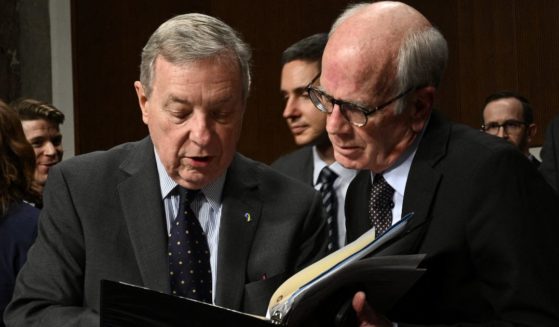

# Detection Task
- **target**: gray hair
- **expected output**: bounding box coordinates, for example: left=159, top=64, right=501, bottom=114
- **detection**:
left=394, top=27, right=448, bottom=113
left=330, top=3, right=448, bottom=114
left=139, top=13, right=252, bottom=100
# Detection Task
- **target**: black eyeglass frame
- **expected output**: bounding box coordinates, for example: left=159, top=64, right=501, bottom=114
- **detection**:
left=305, top=74, right=419, bottom=127
left=481, top=120, right=528, bottom=134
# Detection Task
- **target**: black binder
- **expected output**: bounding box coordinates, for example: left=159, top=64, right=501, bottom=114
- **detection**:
left=101, top=214, right=425, bottom=326
left=100, top=280, right=273, bottom=327
left=100, top=254, right=425, bottom=326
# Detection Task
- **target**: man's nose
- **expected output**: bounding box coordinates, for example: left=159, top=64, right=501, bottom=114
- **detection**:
left=190, top=115, right=212, bottom=146
left=282, top=96, right=300, bottom=119
left=326, top=104, right=351, bottom=134
left=44, top=142, right=57, bottom=156
left=496, top=126, right=508, bottom=139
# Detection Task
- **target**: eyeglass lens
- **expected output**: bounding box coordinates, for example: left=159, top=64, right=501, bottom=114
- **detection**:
left=484, top=120, right=526, bottom=134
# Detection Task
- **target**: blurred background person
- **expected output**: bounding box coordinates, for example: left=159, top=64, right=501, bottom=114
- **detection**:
left=481, top=91, right=539, bottom=166
left=10, top=99, right=65, bottom=206
left=272, top=33, right=356, bottom=252
left=0, top=100, right=40, bottom=327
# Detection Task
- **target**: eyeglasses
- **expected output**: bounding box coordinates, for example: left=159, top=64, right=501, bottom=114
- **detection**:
left=481, top=120, right=527, bottom=135
left=306, top=80, right=416, bottom=127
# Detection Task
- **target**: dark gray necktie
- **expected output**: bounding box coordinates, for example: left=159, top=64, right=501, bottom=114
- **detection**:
left=318, top=166, right=339, bottom=252
left=369, top=174, right=395, bottom=237
left=168, top=187, right=212, bottom=303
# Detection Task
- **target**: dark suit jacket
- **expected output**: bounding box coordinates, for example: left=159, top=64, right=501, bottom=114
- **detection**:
left=271, top=146, right=314, bottom=185
left=5, top=137, right=327, bottom=326
left=346, top=112, right=559, bottom=326
left=0, top=202, right=39, bottom=327
left=540, top=114, right=559, bottom=192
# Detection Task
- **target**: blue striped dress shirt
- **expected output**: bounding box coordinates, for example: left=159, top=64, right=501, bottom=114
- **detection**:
left=155, top=150, right=225, bottom=302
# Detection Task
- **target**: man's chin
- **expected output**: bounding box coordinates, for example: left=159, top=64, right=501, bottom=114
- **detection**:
left=334, top=153, right=366, bottom=170
left=294, top=134, right=317, bottom=146
left=176, top=168, right=216, bottom=190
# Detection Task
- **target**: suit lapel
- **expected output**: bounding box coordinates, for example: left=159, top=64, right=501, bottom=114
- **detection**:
left=345, top=170, right=373, bottom=242
left=214, top=154, right=262, bottom=310
left=301, top=146, right=315, bottom=185
left=346, top=113, right=451, bottom=255
left=380, top=112, right=449, bottom=255
left=117, top=138, right=170, bottom=293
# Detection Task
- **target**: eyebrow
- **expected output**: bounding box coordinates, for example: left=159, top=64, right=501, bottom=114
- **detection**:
left=281, top=85, right=307, bottom=94
left=315, top=86, right=371, bottom=109
left=28, top=136, right=46, bottom=143
left=164, top=95, right=191, bottom=107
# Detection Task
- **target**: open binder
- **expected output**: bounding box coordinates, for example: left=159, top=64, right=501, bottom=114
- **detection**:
left=101, top=213, right=425, bottom=326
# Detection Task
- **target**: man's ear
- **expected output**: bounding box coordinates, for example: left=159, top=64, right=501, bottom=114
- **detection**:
left=410, top=86, right=435, bottom=133
left=134, top=81, right=149, bottom=125
left=526, top=123, right=537, bottom=144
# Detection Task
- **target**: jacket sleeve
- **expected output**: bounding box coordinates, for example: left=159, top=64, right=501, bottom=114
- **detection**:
left=4, top=166, right=99, bottom=327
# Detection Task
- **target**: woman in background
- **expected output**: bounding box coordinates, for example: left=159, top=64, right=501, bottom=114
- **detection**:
left=0, top=100, right=40, bottom=327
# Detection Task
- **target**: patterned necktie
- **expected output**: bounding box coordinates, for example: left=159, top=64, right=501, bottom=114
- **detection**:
left=369, top=174, right=395, bottom=237
left=168, top=187, right=212, bottom=303
left=318, top=166, right=339, bottom=252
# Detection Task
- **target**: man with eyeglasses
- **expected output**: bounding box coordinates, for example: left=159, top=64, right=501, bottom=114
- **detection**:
left=311, top=1, right=559, bottom=326
left=481, top=91, right=540, bottom=166
left=272, top=33, right=356, bottom=252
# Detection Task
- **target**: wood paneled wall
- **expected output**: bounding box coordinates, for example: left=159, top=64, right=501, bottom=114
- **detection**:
left=406, top=0, right=559, bottom=140
left=72, top=0, right=559, bottom=163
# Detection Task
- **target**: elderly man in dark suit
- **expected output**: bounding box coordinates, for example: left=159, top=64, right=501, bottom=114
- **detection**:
left=4, top=13, right=327, bottom=326
left=307, top=1, right=559, bottom=326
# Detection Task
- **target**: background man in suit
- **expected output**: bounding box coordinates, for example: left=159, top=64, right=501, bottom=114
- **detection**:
left=540, top=114, right=559, bottom=192
left=11, top=98, right=65, bottom=205
left=5, top=13, right=328, bottom=326
left=272, top=33, right=356, bottom=251
left=307, top=1, right=559, bottom=325
left=481, top=91, right=540, bottom=166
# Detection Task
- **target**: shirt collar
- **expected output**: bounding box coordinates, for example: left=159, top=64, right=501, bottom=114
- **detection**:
left=370, top=116, right=429, bottom=196
left=376, top=147, right=417, bottom=197
left=312, top=146, right=356, bottom=185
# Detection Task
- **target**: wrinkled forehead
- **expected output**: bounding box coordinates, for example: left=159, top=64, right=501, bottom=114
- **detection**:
left=321, top=2, right=430, bottom=97
left=321, top=31, right=399, bottom=99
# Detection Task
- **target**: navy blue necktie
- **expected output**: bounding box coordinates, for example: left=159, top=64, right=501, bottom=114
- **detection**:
left=318, top=166, right=339, bottom=252
left=369, top=174, right=395, bottom=237
left=168, top=187, right=212, bottom=302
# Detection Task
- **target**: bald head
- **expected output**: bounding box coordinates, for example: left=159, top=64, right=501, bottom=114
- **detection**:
left=319, top=1, right=448, bottom=172
left=323, top=2, right=434, bottom=101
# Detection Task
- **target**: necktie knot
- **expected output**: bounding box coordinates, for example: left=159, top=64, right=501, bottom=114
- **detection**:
left=318, top=166, right=338, bottom=186
left=179, top=187, right=200, bottom=206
